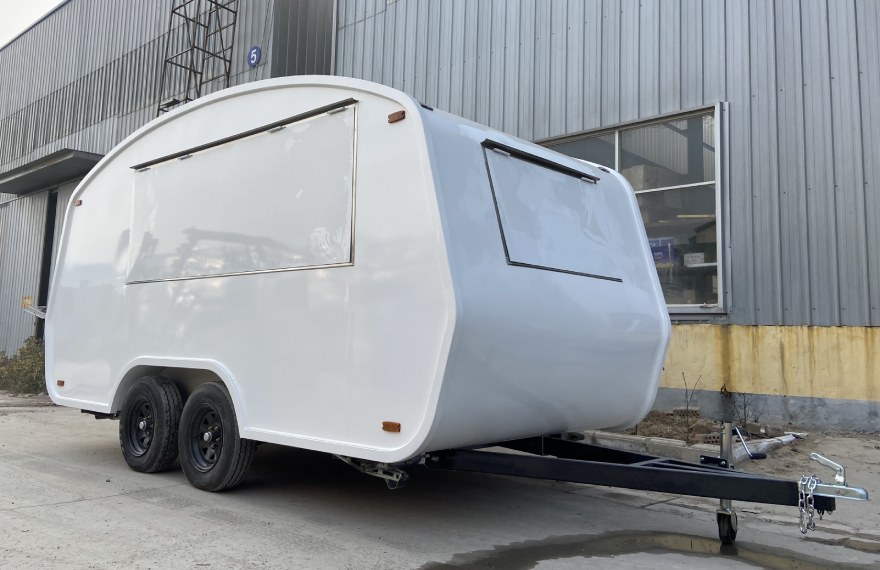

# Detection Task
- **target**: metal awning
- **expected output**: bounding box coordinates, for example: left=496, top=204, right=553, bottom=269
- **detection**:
left=0, top=149, right=102, bottom=195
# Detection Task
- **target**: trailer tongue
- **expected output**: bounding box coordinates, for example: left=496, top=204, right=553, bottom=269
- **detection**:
left=416, top=424, right=869, bottom=545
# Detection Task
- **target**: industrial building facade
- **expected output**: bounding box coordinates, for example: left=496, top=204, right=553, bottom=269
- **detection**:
left=0, top=0, right=333, bottom=353
left=1, top=0, right=878, bottom=428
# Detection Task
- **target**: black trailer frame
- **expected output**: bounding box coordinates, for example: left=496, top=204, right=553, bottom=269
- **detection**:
left=421, top=430, right=866, bottom=544
left=426, top=435, right=834, bottom=511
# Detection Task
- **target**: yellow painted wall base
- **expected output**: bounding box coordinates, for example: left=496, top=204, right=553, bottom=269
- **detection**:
left=660, top=324, right=880, bottom=403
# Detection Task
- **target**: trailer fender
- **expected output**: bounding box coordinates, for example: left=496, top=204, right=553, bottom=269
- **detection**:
left=112, top=357, right=248, bottom=427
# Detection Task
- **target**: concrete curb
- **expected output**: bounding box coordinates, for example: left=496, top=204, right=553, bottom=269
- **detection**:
left=582, top=430, right=802, bottom=467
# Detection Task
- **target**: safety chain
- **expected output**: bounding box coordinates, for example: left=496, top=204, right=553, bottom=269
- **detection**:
left=798, top=475, right=822, bottom=534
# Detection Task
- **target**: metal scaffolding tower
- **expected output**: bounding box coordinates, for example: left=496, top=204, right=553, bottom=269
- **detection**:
left=156, top=0, right=239, bottom=115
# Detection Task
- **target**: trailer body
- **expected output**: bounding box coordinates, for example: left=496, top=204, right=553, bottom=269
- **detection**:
left=46, top=76, right=669, bottom=463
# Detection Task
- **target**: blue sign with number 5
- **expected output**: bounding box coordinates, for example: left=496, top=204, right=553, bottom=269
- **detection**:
left=247, top=46, right=261, bottom=68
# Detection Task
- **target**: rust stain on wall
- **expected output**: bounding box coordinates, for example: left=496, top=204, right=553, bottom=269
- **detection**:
left=660, top=325, right=880, bottom=403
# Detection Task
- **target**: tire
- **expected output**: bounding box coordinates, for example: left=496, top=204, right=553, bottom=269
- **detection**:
left=119, top=376, right=182, bottom=473
left=178, top=382, right=255, bottom=491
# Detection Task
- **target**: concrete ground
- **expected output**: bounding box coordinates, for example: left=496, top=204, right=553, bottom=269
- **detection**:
left=1, top=394, right=878, bottom=569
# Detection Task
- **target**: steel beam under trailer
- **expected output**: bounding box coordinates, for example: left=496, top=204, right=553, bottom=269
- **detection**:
left=422, top=432, right=869, bottom=544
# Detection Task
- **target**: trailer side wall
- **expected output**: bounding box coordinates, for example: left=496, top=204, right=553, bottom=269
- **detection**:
left=47, top=80, right=456, bottom=462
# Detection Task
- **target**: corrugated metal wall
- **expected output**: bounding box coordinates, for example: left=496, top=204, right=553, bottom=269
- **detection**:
left=0, top=0, right=335, bottom=352
left=272, top=0, right=335, bottom=76
left=0, top=0, right=278, bottom=179
left=335, top=0, right=880, bottom=327
left=0, top=193, right=48, bottom=355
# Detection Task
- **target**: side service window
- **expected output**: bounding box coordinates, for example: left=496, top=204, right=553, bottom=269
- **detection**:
left=483, top=143, right=624, bottom=282
left=128, top=105, right=356, bottom=283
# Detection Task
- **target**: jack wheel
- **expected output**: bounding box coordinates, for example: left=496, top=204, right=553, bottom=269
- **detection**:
left=717, top=511, right=738, bottom=545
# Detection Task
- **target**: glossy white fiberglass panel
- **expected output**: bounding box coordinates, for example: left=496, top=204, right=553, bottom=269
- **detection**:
left=128, top=106, right=355, bottom=282
left=485, top=149, right=624, bottom=280
left=47, top=78, right=454, bottom=463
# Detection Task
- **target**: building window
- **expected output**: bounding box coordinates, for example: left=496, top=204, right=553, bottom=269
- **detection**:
left=544, top=108, right=723, bottom=311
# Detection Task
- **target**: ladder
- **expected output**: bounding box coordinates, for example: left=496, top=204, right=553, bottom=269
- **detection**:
left=156, top=0, right=240, bottom=115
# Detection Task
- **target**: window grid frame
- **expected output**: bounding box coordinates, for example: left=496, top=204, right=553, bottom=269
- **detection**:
left=541, top=104, right=728, bottom=316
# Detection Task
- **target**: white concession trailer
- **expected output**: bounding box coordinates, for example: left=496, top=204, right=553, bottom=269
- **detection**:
left=46, top=76, right=669, bottom=490
left=44, top=77, right=870, bottom=543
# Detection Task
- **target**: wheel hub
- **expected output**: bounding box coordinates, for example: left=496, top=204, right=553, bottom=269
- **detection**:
left=126, top=398, right=154, bottom=457
left=190, top=407, right=223, bottom=472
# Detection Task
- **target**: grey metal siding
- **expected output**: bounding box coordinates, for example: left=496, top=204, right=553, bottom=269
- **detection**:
left=857, top=0, right=880, bottom=327
left=271, top=0, right=335, bottom=77
left=0, top=0, right=336, bottom=352
left=0, top=0, right=281, bottom=177
left=748, top=0, right=782, bottom=324
left=828, top=0, right=870, bottom=326
left=0, top=180, right=79, bottom=354
left=0, top=193, right=48, bottom=355
left=334, top=0, right=880, bottom=327
left=775, top=0, right=810, bottom=326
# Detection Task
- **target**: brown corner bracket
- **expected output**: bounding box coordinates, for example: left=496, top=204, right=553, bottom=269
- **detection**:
left=74, top=199, right=83, bottom=207
left=387, top=110, right=406, bottom=124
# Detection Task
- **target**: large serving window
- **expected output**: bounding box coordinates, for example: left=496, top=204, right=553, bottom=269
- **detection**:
left=483, top=142, right=622, bottom=282
left=128, top=104, right=356, bottom=283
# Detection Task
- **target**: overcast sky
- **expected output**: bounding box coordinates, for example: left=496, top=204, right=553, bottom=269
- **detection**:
left=0, top=0, right=64, bottom=49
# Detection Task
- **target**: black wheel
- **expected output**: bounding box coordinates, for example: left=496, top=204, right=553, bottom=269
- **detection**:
left=119, top=376, right=182, bottom=473
left=717, top=511, right=738, bottom=544
left=178, top=382, right=255, bottom=491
